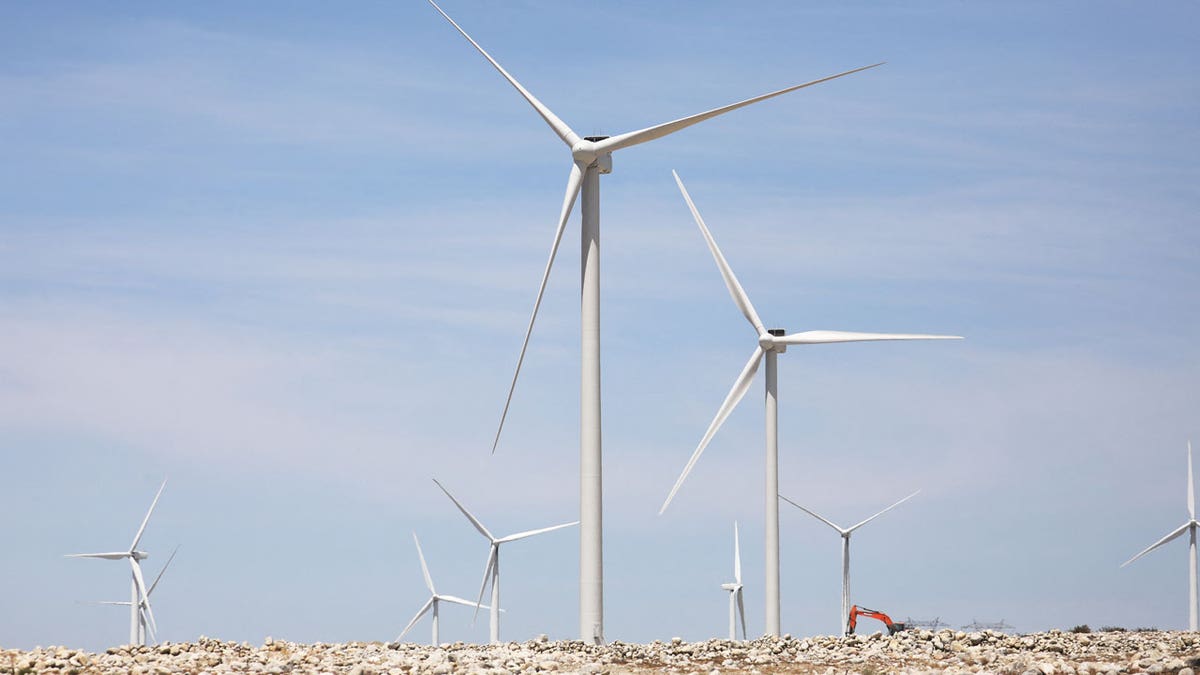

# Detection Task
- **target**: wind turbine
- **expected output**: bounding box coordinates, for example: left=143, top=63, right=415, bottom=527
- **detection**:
left=1122, top=440, right=1199, bottom=631
left=93, top=546, right=179, bottom=646
left=396, top=532, right=494, bottom=646
left=433, top=478, right=578, bottom=643
left=427, top=0, right=882, bottom=642
left=720, top=522, right=747, bottom=640
left=658, top=171, right=959, bottom=633
left=66, top=479, right=167, bottom=646
left=780, top=489, right=920, bottom=636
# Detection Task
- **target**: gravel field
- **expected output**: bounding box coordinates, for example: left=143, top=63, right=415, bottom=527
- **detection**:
left=4, top=629, right=1199, bottom=674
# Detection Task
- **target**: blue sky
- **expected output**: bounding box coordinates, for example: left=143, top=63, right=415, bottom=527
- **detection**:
left=1, top=0, right=1198, bottom=650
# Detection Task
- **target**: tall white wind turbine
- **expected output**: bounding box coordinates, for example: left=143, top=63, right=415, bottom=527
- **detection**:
left=780, top=490, right=920, bottom=636
left=66, top=479, right=167, bottom=646
left=94, top=546, right=179, bottom=646
left=720, top=522, right=747, bottom=640
left=427, top=0, right=881, bottom=641
left=433, top=479, right=578, bottom=643
left=396, top=532, right=493, bottom=646
left=1122, top=441, right=1200, bottom=631
left=659, top=172, right=959, bottom=633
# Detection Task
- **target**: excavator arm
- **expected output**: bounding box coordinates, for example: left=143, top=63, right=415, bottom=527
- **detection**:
left=848, top=605, right=907, bottom=636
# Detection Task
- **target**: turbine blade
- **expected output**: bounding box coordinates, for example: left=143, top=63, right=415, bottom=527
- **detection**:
left=673, top=170, right=764, bottom=335
left=65, top=552, right=131, bottom=560
left=1122, top=521, right=1191, bottom=567
left=595, top=63, right=884, bottom=154
left=660, top=346, right=764, bottom=514
left=777, top=330, right=963, bottom=345
left=147, top=546, right=179, bottom=597
left=497, top=520, right=579, bottom=543
left=412, top=532, right=437, bottom=594
left=493, top=161, right=585, bottom=453
left=432, top=478, right=495, bottom=541
left=130, top=479, right=167, bottom=552
left=130, top=559, right=157, bottom=638
left=846, top=489, right=921, bottom=532
left=89, top=601, right=133, bottom=606
left=1189, top=441, right=1195, bottom=521
left=779, top=494, right=846, bottom=533
left=142, top=603, right=158, bottom=645
left=437, top=594, right=491, bottom=610
left=733, top=521, right=742, bottom=585
left=472, top=546, right=497, bottom=624
left=396, top=597, right=435, bottom=642
left=736, top=589, right=747, bottom=640
left=426, top=0, right=579, bottom=148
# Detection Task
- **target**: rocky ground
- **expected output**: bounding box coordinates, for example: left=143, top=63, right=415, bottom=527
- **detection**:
left=4, top=629, right=1199, bottom=674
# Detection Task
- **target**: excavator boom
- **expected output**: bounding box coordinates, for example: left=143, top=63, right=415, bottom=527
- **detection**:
left=848, top=605, right=907, bottom=636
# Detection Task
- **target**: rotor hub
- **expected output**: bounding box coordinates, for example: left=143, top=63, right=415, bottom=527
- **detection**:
left=760, top=328, right=787, bottom=353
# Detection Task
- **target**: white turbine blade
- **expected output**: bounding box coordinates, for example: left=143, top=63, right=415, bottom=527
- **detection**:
left=130, top=479, right=167, bottom=552
left=595, top=63, right=884, bottom=155
left=779, top=494, right=846, bottom=534
left=733, top=521, right=742, bottom=585
left=472, top=546, right=497, bottom=624
left=660, top=346, right=764, bottom=514
left=777, top=330, right=963, bottom=345
left=497, top=520, right=579, bottom=544
left=397, top=597, right=435, bottom=642
left=426, top=0, right=579, bottom=148
left=493, top=161, right=585, bottom=453
left=432, top=478, right=495, bottom=541
left=141, top=603, right=158, bottom=645
left=412, top=532, right=436, bottom=594
left=65, top=552, right=130, bottom=560
left=147, top=546, right=179, bottom=596
left=673, top=170, right=764, bottom=335
left=438, top=594, right=491, bottom=610
left=129, top=559, right=157, bottom=638
left=1189, top=441, right=1195, bottom=521
left=736, top=589, right=747, bottom=640
left=1122, top=521, right=1191, bottom=567
left=847, top=489, right=921, bottom=533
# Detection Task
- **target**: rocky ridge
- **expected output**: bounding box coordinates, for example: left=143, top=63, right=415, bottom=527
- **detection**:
left=4, top=629, right=1199, bottom=674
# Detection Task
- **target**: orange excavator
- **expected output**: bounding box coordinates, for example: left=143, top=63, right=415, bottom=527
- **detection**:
left=847, top=605, right=907, bottom=635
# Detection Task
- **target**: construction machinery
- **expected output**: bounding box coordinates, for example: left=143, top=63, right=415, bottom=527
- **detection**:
left=847, top=605, right=907, bottom=635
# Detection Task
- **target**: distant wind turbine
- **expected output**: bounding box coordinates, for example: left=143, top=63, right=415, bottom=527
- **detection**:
left=428, top=0, right=881, bottom=641
left=720, top=522, right=747, bottom=640
left=1122, top=440, right=1199, bottom=631
left=66, top=479, right=167, bottom=646
left=781, top=490, right=920, bottom=636
left=433, top=479, right=578, bottom=643
left=92, top=546, right=179, bottom=645
left=659, top=171, right=959, bottom=633
left=396, top=532, right=493, bottom=646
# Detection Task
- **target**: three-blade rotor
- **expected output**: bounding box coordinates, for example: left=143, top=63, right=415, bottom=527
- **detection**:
left=432, top=478, right=577, bottom=623
left=426, top=0, right=885, bottom=455
left=397, top=532, right=494, bottom=643
left=659, top=173, right=961, bottom=514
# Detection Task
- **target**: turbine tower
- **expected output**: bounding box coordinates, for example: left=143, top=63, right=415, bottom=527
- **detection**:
left=427, top=0, right=881, bottom=641
left=1122, top=440, right=1200, bottom=631
left=659, top=172, right=959, bottom=633
left=780, top=490, right=920, bottom=635
left=720, top=522, right=747, bottom=640
left=433, top=479, right=578, bottom=643
left=397, top=532, right=492, bottom=645
left=66, top=479, right=167, bottom=646
left=94, top=546, right=179, bottom=646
